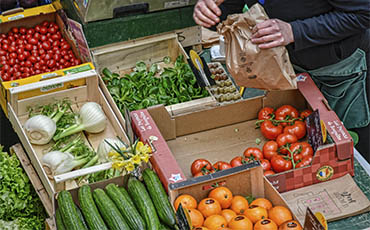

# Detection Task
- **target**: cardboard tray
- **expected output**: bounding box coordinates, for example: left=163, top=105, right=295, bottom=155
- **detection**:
left=7, top=70, right=130, bottom=200
left=131, top=74, right=354, bottom=193
left=91, top=32, right=218, bottom=136
left=0, top=9, right=94, bottom=116
left=0, top=2, right=53, bottom=21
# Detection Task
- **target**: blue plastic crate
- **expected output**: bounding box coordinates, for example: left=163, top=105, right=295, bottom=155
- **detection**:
left=0, top=0, right=52, bottom=14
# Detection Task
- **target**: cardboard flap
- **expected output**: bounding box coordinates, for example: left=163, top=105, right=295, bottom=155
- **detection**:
left=297, top=73, right=353, bottom=160
left=147, top=105, right=176, bottom=140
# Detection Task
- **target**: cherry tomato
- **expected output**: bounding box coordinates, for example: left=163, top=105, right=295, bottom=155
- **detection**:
left=25, top=60, right=32, bottom=68
left=48, top=27, right=57, bottom=34
left=40, top=26, right=48, bottom=35
left=275, top=105, right=299, bottom=126
left=61, top=42, right=71, bottom=50
left=27, top=37, right=38, bottom=45
left=0, top=50, right=6, bottom=56
left=260, top=120, right=283, bottom=140
left=51, top=33, right=61, bottom=41
left=300, top=109, right=313, bottom=120
left=264, top=170, right=275, bottom=176
left=33, top=32, right=41, bottom=40
left=276, top=133, right=298, bottom=154
left=52, top=40, right=60, bottom=47
left=291, top=142, right=314, bottom=162
left=19, top=27, right=27, bottom=35
left=18, top=54, right=26, bottom=61
left=25, top=44, right=33, bottom=51
left=40, top=35, right=47, bottom=42
left=260, top=159, right=271, bottom=171
left=42, top=41, right=51, bottom=50
left=271, top=155, right=292, bottom=173
left=73, top=59, right=81, bottom=65
left=8, top=46, right=16, bottom=53
left=213, top=161, right=232, bottom=171
left=42, top=21, right=50, bottom=27
left=28, top=56, right=37, bottom=64
left=283, top=120, right=306, bottom=140
left=258, top=107, right=274, bottom=120
left=295, top=155, right=313, bottom=168
left=27, top=28, right=35, bottom=35
left=47, top=59, right=56, bottom=68
left=230, top=156, right=245, bottom=167
left=9, top=52, right=17, bottom=59
left=243, top=147, right=264, bottom=161
left=191, top=159, right=212, bottom=176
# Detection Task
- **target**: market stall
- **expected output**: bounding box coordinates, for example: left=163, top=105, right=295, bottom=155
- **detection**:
left=0, top=1, right=369, bottom=230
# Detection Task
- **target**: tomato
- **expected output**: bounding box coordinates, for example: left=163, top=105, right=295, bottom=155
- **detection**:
left=8, top=46, right=16, bottom=53
left=191, top=159, right=212, bottom=176
left=47, top=59, right=56, bottom=68
left=283, top=120, right=306, bottom=140
left=258, top=107, right=274, bottom=120
left=33, top=32, right=41, bottom=41
left=40, top=26, right=48, bottom=35
left=271, top=155, right=292, bottom=173
left=275, top=105, right=299, bottom=126
left=42, top=21, right=50, bottom=27
left=290, top=142, right=313, bottom=162
left=230, top=156, right=245, bottom=167
left=276, top=133, right=298, bottom=154
left=295, top=155, right=313, bottom=168
left=27, top=28, right=35, bottom=35
left=18, top=54, right=26, bottom=61
left=244, top=147, right=264, bottom=161
left=19, top=27, right=27, bottom=35
left=300, top=109, right=312, bottom=120
left=9, top=52, right=17, bottom=59
left=48, top=27, right=57, bottom=34
left=61, top=42, right=71, bottom=50
left=213, top=161, right=232, bottom=171
left=260, top=159, right=271, bottom=171
left=51, top=33, right=61, bottom=41
left=260, top=120, right=283, bottom=140
left=42, top=41, right=51, bottom=50
left=27, top=37, right=38, bottom=45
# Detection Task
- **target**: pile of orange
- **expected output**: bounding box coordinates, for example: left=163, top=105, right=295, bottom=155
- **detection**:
left=174, top=186, right=302, bottom=230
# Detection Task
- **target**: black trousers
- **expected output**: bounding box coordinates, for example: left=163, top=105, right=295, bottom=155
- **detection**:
left=288, top=29, right=370, bottom=163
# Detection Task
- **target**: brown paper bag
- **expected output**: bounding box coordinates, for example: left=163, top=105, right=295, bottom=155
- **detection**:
left=218, top=4, right=297, bottom=90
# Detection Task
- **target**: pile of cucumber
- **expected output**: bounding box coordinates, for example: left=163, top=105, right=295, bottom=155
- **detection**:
left=56, top=168, right=178, bottom=230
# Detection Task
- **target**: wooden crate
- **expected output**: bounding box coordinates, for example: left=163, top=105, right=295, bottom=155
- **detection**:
left=91, top=32, right=217, bottom=135
left=7, top=70, right=129, bottom=201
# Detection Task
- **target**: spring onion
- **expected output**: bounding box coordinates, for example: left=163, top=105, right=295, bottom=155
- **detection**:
left=53, top=102, right=107, bottom=141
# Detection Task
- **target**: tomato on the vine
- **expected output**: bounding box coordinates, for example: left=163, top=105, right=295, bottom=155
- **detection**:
left=260, top=120, right=283, bottom=140
left=230, top=156, right=245, bottom=167
left=258, top=107, right=274, bottom=120
left=300, top=109, right=313, bottom=120
left=276, top=133, right=298, bottom=154
left=295, top=155, right=313, bottom=168
left=213, top=161, right=232, bottom=171
left=290, top=142, right=313, bottom=162
left=283, top=120, right=306, bottom=140
left=243, top=147, right=264, bottom=161
left=260, top=159, right=271, bottom=171
left=263, top=170, right=275, bottom=176
left=275, top=105, right=299, bottom=126
left=191, top=159, right=212, bottom=176
left=271, top=155, right=292, bottom=173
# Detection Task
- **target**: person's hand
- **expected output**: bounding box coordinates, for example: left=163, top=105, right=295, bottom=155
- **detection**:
left=251, top=19, right=294, bottom=49
left=193, top=0, right=225, bottom=28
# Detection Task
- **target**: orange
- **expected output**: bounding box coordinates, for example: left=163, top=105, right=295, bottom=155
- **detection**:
left=244, top=205, right=268, bottom=223
left=198, top=198, right=222, bottom=217
left=268, top=206, right=293, bottom=226
left=204, top=215, right=227, bottom=230
left=174, top=194, right=197, bottom=210
left=208, top=187, right=233, bottom=209
left=217, top=228, right=232, bottom=230
left=230, top=196, right=249, bottom=215
left=278, top=220, right=303, bottom=230
left=221, top=209, right=237, bottom=223
left=193, top=227, right=209, bottom=230
left=188, top=208, right=204, bottom=227
left=250, top=198, right=273, bottom=210
left=254, top=219, right=278, bottom=230
left=228, top=215, right=253, bottom=230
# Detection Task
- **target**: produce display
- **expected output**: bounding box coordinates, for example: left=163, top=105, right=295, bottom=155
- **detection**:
left=56, top=169, right=177, bottom=230
left=207, top=62, right=242, bottom=103
left=102, top=55, right=209, bottom=111
left=0, top=146, right=46, bottom=230
left=190, top=106, right=314, bottom=177
left=174, top=186, right=302, bottom=230
left=0, top=21, right=81, bottom=81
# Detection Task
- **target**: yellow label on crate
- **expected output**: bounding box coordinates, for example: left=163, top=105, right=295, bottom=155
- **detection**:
left=0, top=4, right=56, bottom=23
left=314, top=212, right=328, bottom=230
left=321, top=120, right=327, bottom=143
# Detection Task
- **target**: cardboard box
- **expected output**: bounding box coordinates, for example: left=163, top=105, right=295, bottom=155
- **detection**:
left=7, top=70, right=129, bottom=200
left=0, top=8, right=94, bottom=116
left=0, top=2, right=52, bottom=22
left=91, top=32, right=218, bottom=136
left=131, top=73, right=354, bottom=193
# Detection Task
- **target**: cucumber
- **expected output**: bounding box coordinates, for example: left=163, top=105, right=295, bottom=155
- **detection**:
left=57, top=190, right=87, bottom=230
left=78, top=185, right=108, bottom=230
left=160, top=223, right=174, bottom=230
left=75, top=204, right=89, bottom=229
left=93, top=188, right=130, bottom=230
left=143, top=168, right=177, bottom=227
left=55, top=208, right=66, bottom=230
left=106, top=183, right=146, bottom=230
left=127, top=176, right=161, bottom=230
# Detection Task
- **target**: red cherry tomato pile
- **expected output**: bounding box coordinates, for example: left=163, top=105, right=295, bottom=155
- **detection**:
left=0, top=21, right=81, bottom=82
left=190, top=106, right=314, bottom=178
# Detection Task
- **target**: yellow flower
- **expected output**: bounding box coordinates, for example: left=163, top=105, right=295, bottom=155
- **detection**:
left=108, top=151, right=120, bottom=158
left=125, top=162, right=135, bottom=172
left=131, top=155, right=142, bottom=165
left=140, top=153, right=151, bottom=163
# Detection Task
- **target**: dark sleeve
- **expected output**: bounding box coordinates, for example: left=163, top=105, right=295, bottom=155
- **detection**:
left=210, top=0, right=256, bottom=31
left=290, top=0, right=370, bottom=51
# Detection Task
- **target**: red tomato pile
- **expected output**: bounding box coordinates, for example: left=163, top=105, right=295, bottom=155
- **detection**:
left=190, top=106, right=314, bottom=178
left=0, top=21, right=81, bottom=82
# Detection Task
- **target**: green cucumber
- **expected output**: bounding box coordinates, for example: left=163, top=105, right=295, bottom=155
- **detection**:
left=106, top=183, right=146, bottom=230
left=93, top=188, right=130, bottom=230
left=75, top=204, right=89, bottom=229
left=55, top=208, right=66, bottom=230
left=143, top=168, right=177, bottom=227
left=57, top=190, right=87, bottom=230
left=78, top=185, right=108, bottom=230
left=127, top=176, right=160, bottom=230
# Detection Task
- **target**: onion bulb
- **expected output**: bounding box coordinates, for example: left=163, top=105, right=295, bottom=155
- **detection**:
left=42, top=151, right=90, bottom=175
left=97, top=138, right=126, bottom=163
left=24, top=115, right=56, bottom=145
